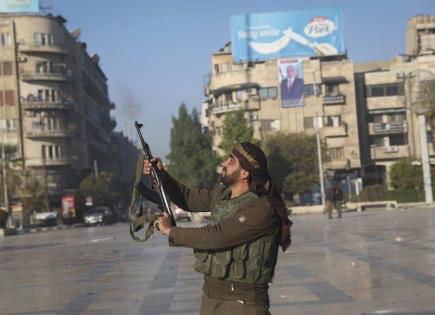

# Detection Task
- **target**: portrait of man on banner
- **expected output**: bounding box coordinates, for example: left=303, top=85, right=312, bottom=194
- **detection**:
left=278, top=58, right=305, bottom=108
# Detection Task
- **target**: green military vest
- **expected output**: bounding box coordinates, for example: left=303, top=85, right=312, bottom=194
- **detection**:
left=193, top=188, right=280, bottom=285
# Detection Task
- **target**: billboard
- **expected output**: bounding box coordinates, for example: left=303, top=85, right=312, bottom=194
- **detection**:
left=231, top=8, right=344, bottom=61
left=278, top=58, right=305, bottom=108
left=0, top=0, right=39, bottom=13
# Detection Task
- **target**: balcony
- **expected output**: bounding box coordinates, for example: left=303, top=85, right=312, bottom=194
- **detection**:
left=210, top=100, right=260, bottom=116
left=323, top=94, right=346, bottom=105
left=325, top=160, right=350, bottom=170
left=26, top=130, right=73, bottom=139
left=368, top=122, right=407, bottom=135
left=26, top=158, right=72, bottom=167
left=371, top=145, right=409, bottom=160
left=320, top=125, right=347, bottom=138
left=22, top=100, right=73, bottom=111
left=21, top=72, right=71, bottom=82
left=210, top=103, right=242, bottom=115
left=19, top=44, right=69, bottom=55
left=366, top=96, right=405, bottom=111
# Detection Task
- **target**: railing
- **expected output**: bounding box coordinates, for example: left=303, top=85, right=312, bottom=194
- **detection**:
left=21, top=72, right=72, bottom=82
left=19, top=44, right=69, bottom=55
left=320, top=125, right=347, bottom=137
left=210, top=103, right=242, bottom=115
left=323, top=94, right=346, bottom=105
left=26, top=130, right=73, bottom=139
left=369, top=122, right=407, bottom=135
left=21, top=99, right=73, bottom=110
left=371, top=145, right=409, bottom=160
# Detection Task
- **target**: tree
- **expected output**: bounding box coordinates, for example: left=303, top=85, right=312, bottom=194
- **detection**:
left=390, top=158, right=423, bottom=190
left=219, top=110, right=253, bottom=157
left=167, top=103, right=219, bottom=188
left=77, top=172, right=126, bottom=212
left=0, top=144, right=21, bottom=205
left=264, top=133, right=320, bottom=200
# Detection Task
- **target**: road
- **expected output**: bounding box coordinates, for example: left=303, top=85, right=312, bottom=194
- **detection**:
left=1, top=208, right=435, bottom=315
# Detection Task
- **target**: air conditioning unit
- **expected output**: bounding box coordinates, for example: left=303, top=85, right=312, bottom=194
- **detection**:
left=248, top=88, right=257, bottom=96
left=17, top=56, right=27, bottom=62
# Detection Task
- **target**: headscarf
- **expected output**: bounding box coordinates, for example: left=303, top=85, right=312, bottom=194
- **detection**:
left=232, top=142, right=292, bottom=251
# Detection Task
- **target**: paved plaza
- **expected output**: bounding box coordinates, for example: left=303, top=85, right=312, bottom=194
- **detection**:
left=1, top=208, right=435, bottom=315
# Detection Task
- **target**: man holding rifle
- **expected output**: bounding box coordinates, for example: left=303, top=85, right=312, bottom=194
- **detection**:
left=143, top=142, right=292, bottom=315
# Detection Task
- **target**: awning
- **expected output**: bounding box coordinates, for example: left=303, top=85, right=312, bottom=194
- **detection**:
left=321, top=76, right=348, bottom=83
left=368, top=108, right=406, bottom=114
left=210, top=83, right=259, bottom=95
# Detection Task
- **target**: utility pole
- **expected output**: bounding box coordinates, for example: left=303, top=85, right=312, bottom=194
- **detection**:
left=398, top=70, right=434, bottom=204
left=1, top=42, right=11, bottom=227
left=315, top=117, right=326, bottom=207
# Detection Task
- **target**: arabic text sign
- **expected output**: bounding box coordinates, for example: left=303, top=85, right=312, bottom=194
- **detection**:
left=0, top=0, right=39, bottom=13
left=231, top=8, right=344, bottom=61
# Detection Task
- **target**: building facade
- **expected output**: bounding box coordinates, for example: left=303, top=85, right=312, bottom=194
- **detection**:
left=0, top=13, right=133, bottom=213
left=202, top=14, right=435, bottom=190
left=203, top=43, right=361, bottom=177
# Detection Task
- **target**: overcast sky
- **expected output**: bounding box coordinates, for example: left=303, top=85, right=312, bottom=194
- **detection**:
left=50, top=0, right=435, bottom=158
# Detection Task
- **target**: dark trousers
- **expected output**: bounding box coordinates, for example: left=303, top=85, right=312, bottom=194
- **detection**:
left=200, top=293, right=270, bottom=315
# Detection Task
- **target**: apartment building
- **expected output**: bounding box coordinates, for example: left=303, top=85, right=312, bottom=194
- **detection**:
left=406, top=14, right=435, bottom=57
left=355, top=54, right=435, bottom=186
left=0, top=13, right=121, bottom=209
left=203, top=43, right=361, bottom=178
left=202, top=14, right=435, bottom=188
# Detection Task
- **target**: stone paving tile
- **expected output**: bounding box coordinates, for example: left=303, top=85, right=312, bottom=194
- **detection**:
left=2, top=210, right=435, bottom=314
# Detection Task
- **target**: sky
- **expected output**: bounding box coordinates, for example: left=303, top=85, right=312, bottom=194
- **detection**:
left=47, top=0, right=435, bottom=158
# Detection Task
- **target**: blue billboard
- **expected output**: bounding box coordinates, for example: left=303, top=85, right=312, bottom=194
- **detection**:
left=0, top=0, right=39, bottom=13
left=231, top=8, right=344, bottom=62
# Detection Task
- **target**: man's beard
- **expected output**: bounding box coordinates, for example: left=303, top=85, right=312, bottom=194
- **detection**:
left=220, top=167, right=241, bottom=186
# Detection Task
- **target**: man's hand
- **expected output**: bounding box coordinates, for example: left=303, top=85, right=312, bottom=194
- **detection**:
left=280, top=223, right=292, bottom=252
left=154, top=213, right=171, bottom=236
left=143, top=157, right=164, bottom=175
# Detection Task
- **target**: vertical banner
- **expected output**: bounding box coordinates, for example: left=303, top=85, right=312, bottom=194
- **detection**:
left=61, top=194, right=76, bottom=218
left=278, top=58, right=305, bottom=108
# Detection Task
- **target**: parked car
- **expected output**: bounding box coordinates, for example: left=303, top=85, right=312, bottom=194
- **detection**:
left=33, top=211, right=58, bottom=226
left=83, top=207, right=116, bottom=225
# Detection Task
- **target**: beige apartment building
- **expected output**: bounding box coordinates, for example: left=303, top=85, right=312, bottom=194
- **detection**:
left=355, top=54, right=435, bottom=186
left=0, top=13, right=120, bottom=210
left=203, top=43, right=361, bottom=177
left=202, top=14, right=435, bottom=188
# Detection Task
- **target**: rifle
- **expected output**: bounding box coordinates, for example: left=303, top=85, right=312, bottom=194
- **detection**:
left=133, top=121, right=176, bottom=231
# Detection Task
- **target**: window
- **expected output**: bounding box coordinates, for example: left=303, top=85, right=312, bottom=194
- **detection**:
left=304, top=84, right=321, bottom=96
left=48, top=146, right=53, bottom=159
left=367, top=83, right=404, bottom=97
left=304, top=117, right=314, bottom=129
left=0, top=62, right=13, bottom=75
left=259, top=87, right=277, bottom=100
left=389, top=135, right=407, bottom=145
left=5, top=91, right=14, bottom=105
left=0, top=119, right=15, bottom=131
left=0, top=33, right=10, bottom=47
left=387, top=113, right=405, bottom=123
left=329, top=147, right=344, bottom=160
left=325, top=83, right=340, bottom=95
left=326, top=115, right=342, bottom=127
